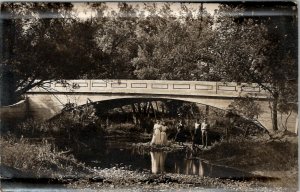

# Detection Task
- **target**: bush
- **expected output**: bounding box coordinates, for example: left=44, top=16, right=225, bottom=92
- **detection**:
left=16, top=119, right=58, bottom=137
left=203, top=137, right=298, bottom=172
left=11, top=105, right=105, bottom=155
left=0, top=136, right=88, bottom=178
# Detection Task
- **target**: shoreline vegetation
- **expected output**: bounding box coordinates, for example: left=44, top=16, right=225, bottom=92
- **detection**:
left=1, top=127, right=297, bottom=191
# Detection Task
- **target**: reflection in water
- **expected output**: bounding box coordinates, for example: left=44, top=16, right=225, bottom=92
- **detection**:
left=185, top=158, right=251, bottom=178
left=86, top=141, right=255, bottom=179
left=150, top=151, right=253, bottom=179
left=150, top=151, right=166, bottom=174
left=199, top=159, right=204, bottom=177
left=151, top=151, right=200, bottom=175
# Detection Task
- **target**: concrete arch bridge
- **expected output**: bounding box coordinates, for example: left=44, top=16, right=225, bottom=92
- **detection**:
left=26, top=79, right=298, bottom=132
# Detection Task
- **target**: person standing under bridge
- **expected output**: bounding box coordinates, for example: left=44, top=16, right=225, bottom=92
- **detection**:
left=160, top=121, right=168, bottom=145
left=151, top=120, right=162, bottom=145
left=193, top=119, right=201, bottom=147
left=201, top=119, right=209, bottom=148
left=175, top=120, right=186, bottom=145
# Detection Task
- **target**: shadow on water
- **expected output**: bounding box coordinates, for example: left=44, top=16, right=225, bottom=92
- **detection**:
left=86, top=142, right=277, bottom=182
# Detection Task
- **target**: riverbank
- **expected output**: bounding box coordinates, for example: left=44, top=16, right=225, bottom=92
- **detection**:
left=2, top=169, right=292, bottom=192
left=0, top=136, right=89, bottom=179
left=65, top=167, right=294, bottom=192
left=201, top=133, right=298, bottom=189
left=1, top=131, right=297, bottom=191
left=120, top=131, right=298, bottom=189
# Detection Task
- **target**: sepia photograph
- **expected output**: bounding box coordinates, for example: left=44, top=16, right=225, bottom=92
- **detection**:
left=0, top=1, right=298, bottom=191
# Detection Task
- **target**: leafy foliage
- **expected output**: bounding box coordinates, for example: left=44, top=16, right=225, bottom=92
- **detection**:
left=213, top=4, right=297, bottom=130
left=15, top=105, right=103, bottom=154
left=228, top=96, right=262, bottom=120
left=1, top=2, right=297, bottom=131
left=133, top=3, right=216, bottom=80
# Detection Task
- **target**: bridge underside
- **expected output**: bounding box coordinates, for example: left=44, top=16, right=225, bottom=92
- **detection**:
left=26, top=93, right=298, bottom=133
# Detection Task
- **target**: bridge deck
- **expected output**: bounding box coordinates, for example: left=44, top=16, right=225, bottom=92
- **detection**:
left=28, top=79, right=269, bottom=98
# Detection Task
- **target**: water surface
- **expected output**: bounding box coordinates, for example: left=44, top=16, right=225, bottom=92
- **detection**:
left=85, top=141, right=255, bottom=180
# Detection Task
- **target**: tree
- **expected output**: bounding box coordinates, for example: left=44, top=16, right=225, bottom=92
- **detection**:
left=132, top=3, right=216, bottom=80
left=0, top=3, right=111, bottom=105
left=213, top=4, right=297, bottom=131
left=277, top=80, right=298, bottom=131
left=228, top=96, right=262, bottom=121
left=87, top=2, right=139, bottom=79
left=1, top=3, right=76, bottom=105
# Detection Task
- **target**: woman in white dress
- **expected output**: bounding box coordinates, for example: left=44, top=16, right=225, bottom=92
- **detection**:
left=151, top=120, right=162, bottom=145
left=160, top=122, right=168, bottom=145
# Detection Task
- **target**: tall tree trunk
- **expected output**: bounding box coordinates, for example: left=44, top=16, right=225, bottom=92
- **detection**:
left=137, top=102, right=142, bottom=114
left=272, top=94, right=279, bottom=131
left=205, top=105, right=209, bottom=120
left=146, top=102, right=151, bottom=117
left=150, top=102, right=156, bottom=119
left=162, top=103, right=165, bottom=117
left=284, top=110, right=292, bottom=131
left=131, top=103, right=138, bottom=125
left=155, top=101, right=160, bottom=118
left=1, top=15, right=17, bottom=106
left=198, top=3, right=203, bottom=37
left=143, top=102, right=147, bottom=114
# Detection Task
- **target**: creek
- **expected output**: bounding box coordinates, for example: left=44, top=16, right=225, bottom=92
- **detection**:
left=83, top=139, right=255, bottom=180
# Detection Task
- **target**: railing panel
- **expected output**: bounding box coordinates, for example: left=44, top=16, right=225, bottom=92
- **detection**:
left=92, top=82, right=107, bottom=87
left=131, top=83, right=147, bottom=88
left=218, top=85, right=236, bottom=91
left=173, top=84, right=190, bottom=89
left=195, top=84, right=213, bottom=90
left=151, top=83, right=168, bottom=89
left=111, top=83, right=127, bottom=88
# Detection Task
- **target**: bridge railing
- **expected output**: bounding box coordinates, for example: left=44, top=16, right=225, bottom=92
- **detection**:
left=28, top=79, right=269, bottom=98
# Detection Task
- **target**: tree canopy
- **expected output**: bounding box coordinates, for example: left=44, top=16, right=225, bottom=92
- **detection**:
left=1, top=2, right=297, bottom=131
left=212, top=3, right=297, bottom=130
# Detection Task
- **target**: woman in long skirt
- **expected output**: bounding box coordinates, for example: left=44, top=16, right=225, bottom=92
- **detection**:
left=151, top=120, right=162, bottom=145
left=160, top=122, right=168, bottom=145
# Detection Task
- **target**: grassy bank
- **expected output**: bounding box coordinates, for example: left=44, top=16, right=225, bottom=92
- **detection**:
left=203, top=134, right=297, bottom=171
left=0, top=136, right=90, bottom=179
left=201, top=133, right=298, bottom=188
left=0, top=133, right=297, bottom=191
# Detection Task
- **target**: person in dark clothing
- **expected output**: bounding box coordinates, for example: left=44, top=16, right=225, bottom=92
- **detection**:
left=193, top=119, right=201, bottom=146
left=175, top=120, right=186, bottom=145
